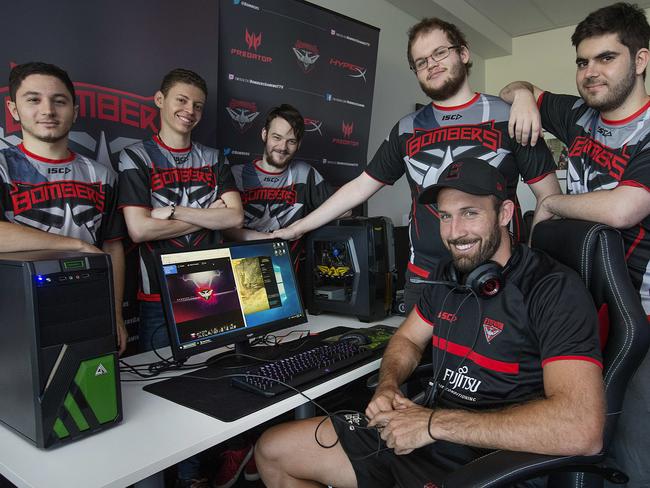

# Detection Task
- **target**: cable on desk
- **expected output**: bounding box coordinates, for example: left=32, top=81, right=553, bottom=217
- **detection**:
left=121, top=371, right=391, bottom=460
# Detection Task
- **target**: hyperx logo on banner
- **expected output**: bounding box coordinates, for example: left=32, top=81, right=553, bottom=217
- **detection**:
left=293, top=40, right=320, bottom=73
left=226, top=99, right=259, bottom=133
left=329, top=57, right=367, bottom=82
left=304, top=117, right=323, bottom=136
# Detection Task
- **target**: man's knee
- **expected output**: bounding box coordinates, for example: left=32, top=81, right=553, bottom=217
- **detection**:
left=255, top=424, right=285, bottom=467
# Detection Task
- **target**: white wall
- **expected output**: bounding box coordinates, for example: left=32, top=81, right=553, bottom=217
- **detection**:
left=310, top=0, right=486, bottom=226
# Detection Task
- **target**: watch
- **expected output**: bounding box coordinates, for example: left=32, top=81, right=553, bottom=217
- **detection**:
left=168, top=202, right=176, bottom=220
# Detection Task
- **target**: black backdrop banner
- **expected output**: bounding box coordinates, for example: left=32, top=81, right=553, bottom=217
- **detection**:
left=0, top=0, right=220, bottom=354
left=0, top=0, right=378, bottom=353
left=218, top=0, right=379, bottom=187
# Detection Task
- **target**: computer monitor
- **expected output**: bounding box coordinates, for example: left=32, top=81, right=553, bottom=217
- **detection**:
left=156, top=239, right=307, bottom=364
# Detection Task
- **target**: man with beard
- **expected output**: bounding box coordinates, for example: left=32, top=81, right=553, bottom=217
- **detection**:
left=500, top=5, right=650, bottom=484
left=0, top=62, right=127, bottom=354
left=226, top=104, right=337, bottom=272
left=255, top=158, right=605, bottom=488
left=215, top=105, right=341, bottom=488
left=273, top=17, right=561, bottom=313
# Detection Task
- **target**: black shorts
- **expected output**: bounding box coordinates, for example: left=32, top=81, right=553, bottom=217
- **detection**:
left=331, top=413, right=546, bottom=488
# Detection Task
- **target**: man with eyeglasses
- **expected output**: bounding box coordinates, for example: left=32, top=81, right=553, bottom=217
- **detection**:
left=273, top=17, right=561, bottom=312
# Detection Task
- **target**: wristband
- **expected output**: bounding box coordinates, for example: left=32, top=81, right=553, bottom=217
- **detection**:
left=168, top=203, right=176, bottom=220
left=427, top=410, right=435, bottom=440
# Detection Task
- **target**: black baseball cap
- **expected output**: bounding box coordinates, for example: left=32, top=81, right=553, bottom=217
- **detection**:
left=418, top=157, right=508, bottom=204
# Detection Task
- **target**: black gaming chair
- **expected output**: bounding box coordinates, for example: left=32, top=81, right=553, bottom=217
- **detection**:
left=440, top=219, right=650, bottom=487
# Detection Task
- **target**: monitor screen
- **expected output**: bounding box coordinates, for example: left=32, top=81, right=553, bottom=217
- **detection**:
left=156, top=239, right=307, bottom=363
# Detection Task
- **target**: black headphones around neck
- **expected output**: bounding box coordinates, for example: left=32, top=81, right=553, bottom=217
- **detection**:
left=410, top=259, right=508, bottom=298
left=446, top=260, right=504, bottom=298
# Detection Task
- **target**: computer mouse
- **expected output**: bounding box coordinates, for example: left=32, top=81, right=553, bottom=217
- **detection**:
left=339, top=332, right=372, bottom=346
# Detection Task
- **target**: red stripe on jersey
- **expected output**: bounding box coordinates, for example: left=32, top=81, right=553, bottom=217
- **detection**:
left=601, top=98, right=650, bottom=126
left=254, top=160, right=287, bottom=175
left=619, top=180, right=650, bottom=193
left=408, top=262, right=430, bottom=277
left=118, top=203, right=152, bottom=210
left=432, top=93, right=480, bottom=111
left=541, top=356, right=603, bottom=369
left=363, top=170, right=391, bottom=186
left=432, top=335, right=520, bottom=374
left=598, top=303, right=610, bottom=349
left=194, top=232, right=206, bottom=246
left=536, top=92, right=545, bottom=109
left=19, top=144, right=75, bottom=164
left=153, top=134, right=191, bottom=153
left=526, top=171, right=554, bottom=185
left=624, top=226, right=645, bottom=261
left=137, top=291, right=161, bottom=302
left=415, top=304, right=433, bottom=325
left=512, top=196, right=522, bottom=242
left=423, top=203, right=440, bottom=219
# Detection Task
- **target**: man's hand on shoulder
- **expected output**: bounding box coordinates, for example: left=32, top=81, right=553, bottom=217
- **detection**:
left=509, top=89, right=543, bottom=146
left=500, top=81, right=544, bottom=146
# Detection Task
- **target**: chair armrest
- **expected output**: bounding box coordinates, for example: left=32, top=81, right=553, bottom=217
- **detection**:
left=442, top=450, right=604, bottom=488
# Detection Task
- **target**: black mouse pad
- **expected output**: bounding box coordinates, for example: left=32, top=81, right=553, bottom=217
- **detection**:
left=142, top=325, right=396, bottom=422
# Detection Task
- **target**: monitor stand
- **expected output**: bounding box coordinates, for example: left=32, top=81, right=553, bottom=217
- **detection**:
left=204, top=338, right=283, bottom=369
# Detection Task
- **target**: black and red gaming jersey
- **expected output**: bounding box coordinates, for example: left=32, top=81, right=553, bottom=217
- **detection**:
left=230, top=159, right=333, bottom=231
left=230, top=159, right=334, bottom=269
left=539, top=92, right=650, bottom=314
left=0, top=144, right=123, bottom=246
left=366, top=93, right=556, bottom=279
left=415, top=244, right=602, bottom=410
left=118, top=135, right=237, bottom=300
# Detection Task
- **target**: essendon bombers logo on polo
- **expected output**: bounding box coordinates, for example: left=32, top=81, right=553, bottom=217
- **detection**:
left=150, top=167, right=216, bottom=191
left=230, top=28, right=272, bottom=63
left=406, top=122, right=502, bottom=157
left=293, top=40, right=320, bottom=73
left=332, top=121, right=359, bottom=147
left=329, top=57, right=367, bottom=82
left=226, top=99, right=260, bottom=133
left=304, top=117, right=323, bottom=136
left=483, top=317, right=504, bottom=343
left=568, top=136, right=630, bottom=181
left=11, top=181, right=105, bottom=216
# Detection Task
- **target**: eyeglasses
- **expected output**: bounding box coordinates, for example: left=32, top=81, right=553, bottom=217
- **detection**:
left=410, top=45, right=461, bottom=72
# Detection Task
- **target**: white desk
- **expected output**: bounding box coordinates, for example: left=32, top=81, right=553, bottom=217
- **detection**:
left=0, top=314, right=402, bottom=488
